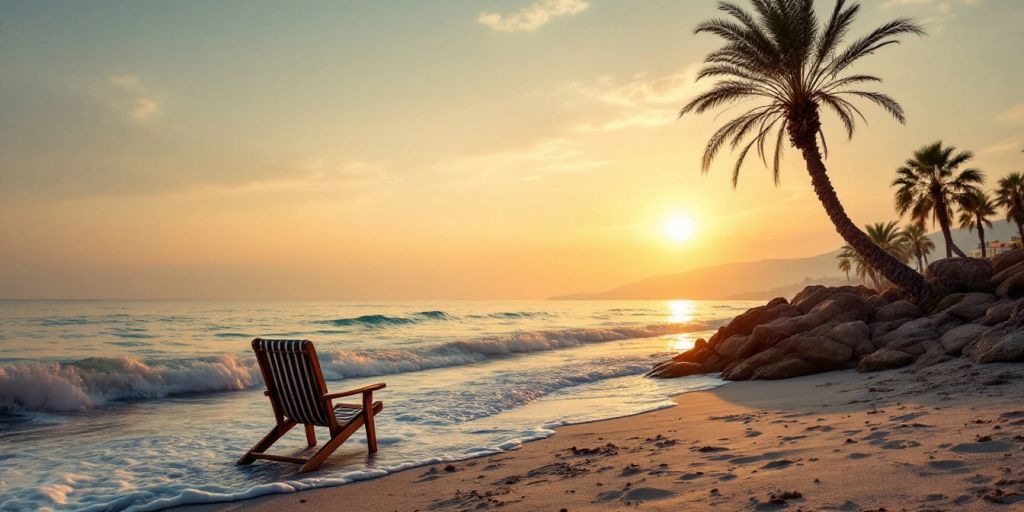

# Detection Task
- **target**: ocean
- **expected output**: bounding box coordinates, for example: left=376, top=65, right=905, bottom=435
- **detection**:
left=0, top=299, right=755, bottom=511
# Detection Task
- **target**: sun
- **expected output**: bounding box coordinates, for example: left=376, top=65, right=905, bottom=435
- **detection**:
left=664, top=214, right=696, bottom=243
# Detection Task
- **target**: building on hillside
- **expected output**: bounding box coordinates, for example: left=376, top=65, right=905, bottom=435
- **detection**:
left=969, top=236, right=1022, bottom=258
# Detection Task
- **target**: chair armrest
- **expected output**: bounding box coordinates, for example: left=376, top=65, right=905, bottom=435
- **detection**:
left=322, top=382, right=386, bottom=400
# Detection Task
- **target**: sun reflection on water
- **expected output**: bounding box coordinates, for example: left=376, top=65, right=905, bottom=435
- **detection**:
left=667, top=299, right=695, bottom=323
left=669, top=334, right=696, bottom=351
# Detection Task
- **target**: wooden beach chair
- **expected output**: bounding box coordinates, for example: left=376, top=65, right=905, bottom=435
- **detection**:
left=238, top=338, right=385, bottom=473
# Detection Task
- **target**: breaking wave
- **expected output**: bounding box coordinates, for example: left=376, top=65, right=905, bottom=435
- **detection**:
left=0, top=320, right=724, bottom=413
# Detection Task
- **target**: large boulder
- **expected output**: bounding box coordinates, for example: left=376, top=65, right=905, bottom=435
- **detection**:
left=873, top=317, right=937, bottom=351
left=710, top=301, right=801, bottom=343
left=750, top=357, right=820, bottom=380
left=996, top=271, right=1024, bottom=299
left=992, top=249, right=1024, bottom=274
left=720, top=348, right=784, bottom=381
left=828, top=320, right=874, bottom=356
left=934, top=293, right=998, bottom=322
left=925, top=257, right=993, bottom=293
left=790, top=285, right=874, bottom=314
left=965, top=329, right=1024, bottom=364
left=983, top=301, right=1016, bottom=326
left=646, top=361, right=704, bottom=378
left=787, top=335, right=854, bottom=367
left=874, top=300, right=923, bottom=322
left=856, top=349, right=916, bottom=372
left=938, top=323, right=987, bottom=355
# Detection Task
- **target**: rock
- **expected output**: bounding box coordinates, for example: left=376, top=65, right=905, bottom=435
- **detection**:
left=828, top=321, right=869, bottom=347
left=865, top=294, right=889, bottom=311
left=711, top=302, right=802, bottom=343
left=790, top=335, right=854, bottom=367
left=925, top=257, right=993, bottom=293
left=915, top=342, right=955, bottom=369
left=765, top=297, right=788, bottom=308
left=874, top=300, right=923, bottom=322
left=875, top=317, right=938, bottom=354
left=750, top=357, right=820, bottom=380
left=937, top=293, right=997, bottom=322
left=790, top=285, right=874, bottom=314
left=856, top=349, right=916, bottom=372
left=995, top=271, right=1024, bottom=299
left=647, top=361, right=704, bottom=378
left=672, top=346, right=714, bottom=364
left=983, top=301, right=1016, bottom=326
left=971, top=331, right=1024, bottom=364
left=869, top=319, right=903, bottom=340
left=938, top=323, right=987, bottom=355
left=992, top=249, right=1024, bottom=274
left=721, top=348, right=784, bottom=381
left=879, top=287, right=909, bottom=302
left=933, top=292, right=967, bottom=312
left=992, top=260, right=1024, bottom=284
left=749, top=316, right=803, bottom=349
left=714, top=334, right=754, bottom=360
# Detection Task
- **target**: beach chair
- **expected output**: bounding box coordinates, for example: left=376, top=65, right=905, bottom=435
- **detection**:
left=238, top=338, right=385, bottom=473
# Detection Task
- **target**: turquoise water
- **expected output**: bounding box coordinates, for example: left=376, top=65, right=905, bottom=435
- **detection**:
left=0, top=300, right=753, bottom=511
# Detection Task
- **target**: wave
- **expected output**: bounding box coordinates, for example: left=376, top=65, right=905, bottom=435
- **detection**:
left=316, top=321, right=720, bottom=379
left=0, top=356, right=258, bottom=413
left=0, top=319, right=724, bottom=413
left=318, top=310, right=452, bottom=327
left=466, top=311, right=550, bottom=319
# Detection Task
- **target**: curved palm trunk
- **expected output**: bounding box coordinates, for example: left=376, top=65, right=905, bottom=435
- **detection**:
left=788, top=104, right=932, bottom=300
left=977, top=219, right=987, bottom=258
left=930, top=185, right=966, bottom=258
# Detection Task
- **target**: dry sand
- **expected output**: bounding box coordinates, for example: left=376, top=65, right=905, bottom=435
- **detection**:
left=182, top=361, right=1024, bottom=511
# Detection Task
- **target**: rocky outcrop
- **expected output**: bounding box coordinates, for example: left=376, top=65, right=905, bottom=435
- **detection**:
left=648, top=251, right=1024, bottom=380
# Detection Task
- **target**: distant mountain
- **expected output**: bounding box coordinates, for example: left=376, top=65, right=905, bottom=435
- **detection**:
left=553, top=221, right=1021, bottom=301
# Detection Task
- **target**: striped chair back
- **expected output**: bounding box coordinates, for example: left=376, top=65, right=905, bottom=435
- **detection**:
left=252, top=339, right=331, bottom=427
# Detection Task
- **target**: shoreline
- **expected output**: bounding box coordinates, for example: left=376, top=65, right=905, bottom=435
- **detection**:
left=179, top=360, right=1024, bottom=511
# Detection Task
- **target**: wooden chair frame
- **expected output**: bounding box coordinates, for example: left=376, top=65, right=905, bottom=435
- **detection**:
left=238, top=338, right=385, bottom=473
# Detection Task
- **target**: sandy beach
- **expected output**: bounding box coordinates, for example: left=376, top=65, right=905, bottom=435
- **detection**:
left=182, top=360, right=1024, bottom=512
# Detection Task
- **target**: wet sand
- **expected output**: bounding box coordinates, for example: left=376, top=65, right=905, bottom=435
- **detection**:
left=181, top=360, right=1024, bottom=511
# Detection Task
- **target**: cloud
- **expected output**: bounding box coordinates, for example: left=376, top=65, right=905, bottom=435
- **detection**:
left=565, top=65, right=702, bottom=132
left=881, top=0, right=982, bottom=31
left=438, top=138, right=612, bottom=179
left=996, top=102, right=1024, bottom=125
left=980, top=138, right=1024, bottom=155
left=108, top=73, right=163, bottom=123
left=478, top=0, right=588, bottom=33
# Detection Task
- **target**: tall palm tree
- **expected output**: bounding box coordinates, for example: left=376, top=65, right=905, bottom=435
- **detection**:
left=838, top=255, right=852, bottom=282
left=679, top=0, right=931, bottom=299
left=836, top=221, right=909, bottom=289
left=995, top=172, right=1024, bottom=245
left=957, top=189, right=997, bottom=257
left=900, top=222, right=934, bottom=272
left=892, top=141, right=983, bottom=258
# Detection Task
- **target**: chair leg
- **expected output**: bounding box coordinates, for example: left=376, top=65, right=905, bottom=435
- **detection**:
left=238, top=421, right=296, bottom=465
left=298, top=418, right=365, bottom=473
left=362, top=395, right=378, bottom=454
left=305, top=424, right=317, bottom=447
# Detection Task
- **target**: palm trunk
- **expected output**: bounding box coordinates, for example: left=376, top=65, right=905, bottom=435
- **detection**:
left=977, top=219, right=986, bottom=258
left=931, top=185, right=966, bottom=258
left=787, top=103, right=932, bottom=300
left=1016, top=217, right=1024, bottom=247
left=916, top=253, right=924, bottom=273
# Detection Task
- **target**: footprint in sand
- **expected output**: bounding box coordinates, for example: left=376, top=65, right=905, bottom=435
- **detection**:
left=950, top=441, right=1014, bottom=454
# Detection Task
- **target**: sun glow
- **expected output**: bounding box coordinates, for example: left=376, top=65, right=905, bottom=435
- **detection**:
left=664, top=214, right=696, bottom=243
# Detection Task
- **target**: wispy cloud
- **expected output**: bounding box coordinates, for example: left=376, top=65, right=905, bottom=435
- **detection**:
left=478, top=0, right=588, bottom=33
left=565, top=65, right=702, bottom=132
left=996, top=102, right=1024, bottom=125
left=437, top=138, right=612, bottom=180
left=108, top=74, right=163, bottom=123
left=980, top=137, right=1024, bottom=155
left=882, top=0, right=982, bottom=32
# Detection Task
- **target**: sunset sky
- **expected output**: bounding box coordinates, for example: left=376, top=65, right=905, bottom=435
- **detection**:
left=1, top=0, right=1022, bottom=300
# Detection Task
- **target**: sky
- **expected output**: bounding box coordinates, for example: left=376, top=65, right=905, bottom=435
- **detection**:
left=1, top=0, right=1022, bottom=300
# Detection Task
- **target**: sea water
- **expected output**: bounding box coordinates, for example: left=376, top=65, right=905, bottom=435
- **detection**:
left=0, top=300, right=755, bottom=511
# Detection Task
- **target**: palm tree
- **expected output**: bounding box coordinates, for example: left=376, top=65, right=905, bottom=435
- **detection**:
left=836, top=221, right=909, bottom=289
left=892, top=141, right=983, bottom=258
left=838, top=255, right=852, bottom=282
left=901, top=222, right=934, bottom=272
left=680, top=0, right=931, bottom=299
left=995, top=172, right=1024, bottom=245
left=957, top=189, right=997, bottom=257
